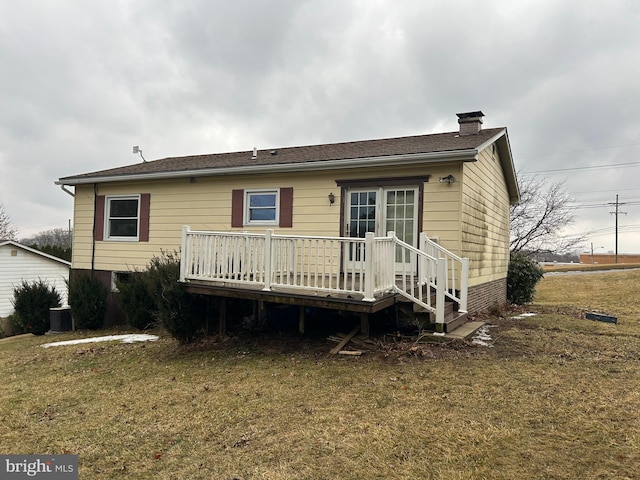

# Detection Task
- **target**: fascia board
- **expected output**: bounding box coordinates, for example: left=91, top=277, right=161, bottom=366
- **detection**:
left=475, top=128, right=507, bottom=153
left=473, top=128, right=520, bottom=204
left=56, top=149, right=479, bottom=186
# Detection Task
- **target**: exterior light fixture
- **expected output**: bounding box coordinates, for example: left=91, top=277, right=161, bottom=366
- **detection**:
left=328, top=192, right=336, bottom=205
left=439, top=174, right=455, bottom=184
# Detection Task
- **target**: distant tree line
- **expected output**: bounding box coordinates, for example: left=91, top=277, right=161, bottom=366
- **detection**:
left=21, top=227, right=73, bottom=262
left=527, top=251, right=579, bottom=263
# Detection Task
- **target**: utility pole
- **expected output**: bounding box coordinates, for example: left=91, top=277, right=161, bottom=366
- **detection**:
left=609, top=195, right=627, bottom=264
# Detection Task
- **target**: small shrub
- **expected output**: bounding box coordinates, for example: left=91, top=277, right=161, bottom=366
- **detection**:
left=147, top=250, right=206, bottom=343
left=507, top=252, right=544, bottom=305
left=66, top=273, right=109, bottom=330
left=11, top=279, right=62, bottom=335
left=487, top=301, right=505, bottom=317
left=115, top=271, right=158, bottom=330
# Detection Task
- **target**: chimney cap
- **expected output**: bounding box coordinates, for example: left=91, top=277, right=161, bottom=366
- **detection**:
left=456, top=111, right=485, bottom=120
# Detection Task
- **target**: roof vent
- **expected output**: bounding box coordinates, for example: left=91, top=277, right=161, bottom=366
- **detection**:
left=456, top=111, right=484, bottom=136
left=252, top=147, right=257, bottom=159
left=270, top=150, right=278, bottom=156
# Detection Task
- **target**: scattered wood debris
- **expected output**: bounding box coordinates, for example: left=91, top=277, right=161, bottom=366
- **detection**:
left=326, top=326, right=380, bottom=355
left=328, top=326, right=360, bottom=355
left=338, top=350, right=362, bottom=356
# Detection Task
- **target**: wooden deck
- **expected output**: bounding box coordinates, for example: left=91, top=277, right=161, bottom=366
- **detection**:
left=184, top=275, right=400, bottom=314
left=179, top=227, right=469, bottom=330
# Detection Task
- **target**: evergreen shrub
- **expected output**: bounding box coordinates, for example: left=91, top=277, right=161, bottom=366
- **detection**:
left=115, top=271, right=158, bottom=330
left=147, top=250, right=206, bottom=343
left=507, top=252, right=544, bottom=305
left=66, top=273, right=109, bottom=329
left=11, top=279, right=61, bottom=335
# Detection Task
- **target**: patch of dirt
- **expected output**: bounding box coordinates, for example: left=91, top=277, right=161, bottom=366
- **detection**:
left=169, top=322, right=501, bottom=362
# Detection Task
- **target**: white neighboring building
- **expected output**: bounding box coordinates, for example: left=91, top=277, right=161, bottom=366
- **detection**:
left=0, top=240, right=71, bottom=318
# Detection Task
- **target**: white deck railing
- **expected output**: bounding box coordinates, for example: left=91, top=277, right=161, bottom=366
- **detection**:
left=180, top=226, right=468, bottom=325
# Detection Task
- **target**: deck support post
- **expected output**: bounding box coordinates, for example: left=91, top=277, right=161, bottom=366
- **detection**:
left=256, top=301, right=265, bottom=327
left=219, top=297, right=227, bottom=337
left=360, top=312, right=370, bottom=338
left=363, top=232, right=375, bottom=301
left=205, top=297, right=215, bottom=335
left=263, top=229, right=273, bottom=291
left=298, top=305, right=305, bottom=335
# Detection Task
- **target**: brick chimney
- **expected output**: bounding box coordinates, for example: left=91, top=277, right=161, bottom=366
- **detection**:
left=456, top=111, right=484, bottom=135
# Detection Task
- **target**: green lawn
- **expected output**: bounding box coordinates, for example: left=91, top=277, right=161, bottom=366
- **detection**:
left=1, top=271, right=639, bottom=479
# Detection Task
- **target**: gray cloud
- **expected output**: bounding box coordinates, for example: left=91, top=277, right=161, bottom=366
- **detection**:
left=1, top=0, right=639, bottom=251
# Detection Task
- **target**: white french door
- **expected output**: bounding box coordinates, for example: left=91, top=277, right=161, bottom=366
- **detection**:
left=345, top=186, right=418, bottom=272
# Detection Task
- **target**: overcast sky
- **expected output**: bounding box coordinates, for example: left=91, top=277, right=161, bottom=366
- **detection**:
left=1, top=0, right=639, bottom=254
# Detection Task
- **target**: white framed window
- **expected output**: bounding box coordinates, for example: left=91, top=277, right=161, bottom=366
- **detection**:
left=105, top=195, right=140, bottom=240
left=245, top=189, right=279, bottom=225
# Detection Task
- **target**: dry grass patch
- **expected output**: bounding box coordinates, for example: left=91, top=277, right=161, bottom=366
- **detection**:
left=1, top=271, right=639, bottom=479
left=542, top=263, right=640, bottom=273
left=535, top=268, right=640, bottom=326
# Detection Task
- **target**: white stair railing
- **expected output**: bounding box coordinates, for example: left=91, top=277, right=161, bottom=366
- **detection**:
left=389, top=232, right=469, bottom=330
left=419, top=232, right=469, bottom=314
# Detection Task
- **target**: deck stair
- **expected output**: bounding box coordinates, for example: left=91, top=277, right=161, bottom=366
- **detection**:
left=398, top=295, right=468, bottom=333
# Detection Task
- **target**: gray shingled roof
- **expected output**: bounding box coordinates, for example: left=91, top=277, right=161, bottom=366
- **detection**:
left=58, top=127, right=506, bottom=183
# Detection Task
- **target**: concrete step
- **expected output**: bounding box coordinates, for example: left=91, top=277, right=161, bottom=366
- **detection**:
left=443, top=311, right=468, bottom=333
left=446, top=321, right=485, bottom=340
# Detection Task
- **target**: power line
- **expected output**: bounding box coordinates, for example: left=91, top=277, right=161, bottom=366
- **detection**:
left=567, top=198, right=640, bottom=209
left=586, top=224, right=640, bottom=234
left=520, top=160, right=640, bottom=175
left=518, top=140, right=640, bottom=160
left=571, top=187, right=639, bottom=195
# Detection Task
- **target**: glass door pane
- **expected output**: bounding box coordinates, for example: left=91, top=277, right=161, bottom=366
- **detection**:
left=346, top=190, right=378, bottom=264
left=384, top=188, right=418, bottom=269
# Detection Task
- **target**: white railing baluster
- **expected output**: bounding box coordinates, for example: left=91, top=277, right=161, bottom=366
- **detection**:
left=263, top=229, right=272, bottom=291
left=179, top=225, right=190, bottom=281
left=363, top=232, right=374, bottom=301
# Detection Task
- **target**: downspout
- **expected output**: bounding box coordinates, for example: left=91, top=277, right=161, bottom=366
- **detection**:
left=91, top=184, right=97, bottom=275
left=59, top=184, right=75, bottom=198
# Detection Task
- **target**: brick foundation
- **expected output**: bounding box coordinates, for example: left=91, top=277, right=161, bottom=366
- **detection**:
left=467, top=277, right=507, bottom=314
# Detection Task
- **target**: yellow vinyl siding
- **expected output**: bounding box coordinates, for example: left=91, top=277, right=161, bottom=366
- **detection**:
left=461, top=146, right=511, bottom=286
left=71, top=160, right=508, bottom=277
left=422, top=165, right=462, bottom=253
left=72, top=173, right=344, bottom=270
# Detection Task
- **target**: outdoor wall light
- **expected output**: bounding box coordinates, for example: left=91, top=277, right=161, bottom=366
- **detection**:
left=439, top=174, right=455, bottom=185
left=328, top=192, right=336, bottom=205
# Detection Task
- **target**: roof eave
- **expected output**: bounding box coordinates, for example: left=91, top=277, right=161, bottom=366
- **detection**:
left=56, top=149, right=480, bottom=186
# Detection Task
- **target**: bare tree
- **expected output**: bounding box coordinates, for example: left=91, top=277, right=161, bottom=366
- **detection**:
left=0, top=204, right=18, bottom=240
left=510, top=175, right=583, bottom=254
left=21, top=227, right=73, bottom=249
